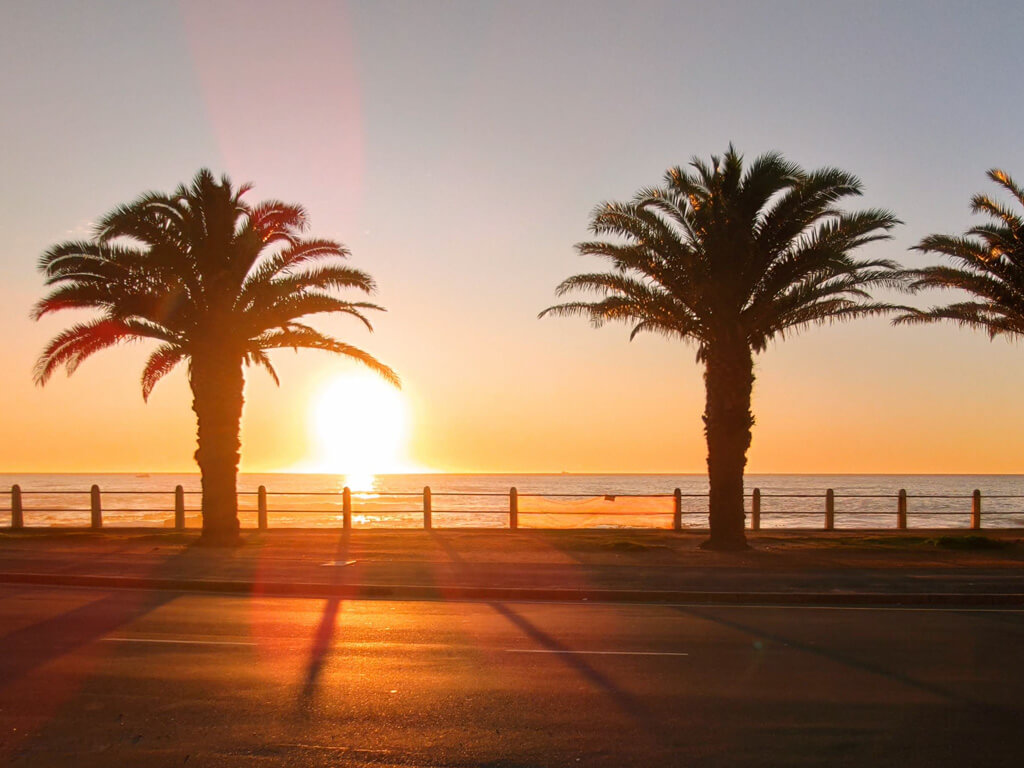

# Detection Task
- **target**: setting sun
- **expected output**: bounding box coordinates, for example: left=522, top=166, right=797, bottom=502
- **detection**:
left=306, top=373, right=414, bottom=482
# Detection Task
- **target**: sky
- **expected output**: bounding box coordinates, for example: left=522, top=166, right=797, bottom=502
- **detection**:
left=2, top=0, right=1024, bottom=475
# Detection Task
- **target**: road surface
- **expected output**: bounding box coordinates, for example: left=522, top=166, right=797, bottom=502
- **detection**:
left=0, top=585, right=1021, bottom=766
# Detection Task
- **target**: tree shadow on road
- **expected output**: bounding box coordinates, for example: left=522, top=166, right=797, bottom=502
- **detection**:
left=672, top=605, right=1001, bottom=710
left=428, top=531, right=675, bottom=747
left=297, top=529, right=351, bottom=710
left=0, top=543, right=209, bottom=689
left=0, top=542, right=220, bottom=761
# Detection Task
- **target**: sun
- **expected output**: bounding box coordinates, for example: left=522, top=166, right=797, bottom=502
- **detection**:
left=307, top=372, right=413, bottom=485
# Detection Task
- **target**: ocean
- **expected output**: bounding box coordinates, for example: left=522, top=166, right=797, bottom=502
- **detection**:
left=3, top=473, right=1024, bottom=530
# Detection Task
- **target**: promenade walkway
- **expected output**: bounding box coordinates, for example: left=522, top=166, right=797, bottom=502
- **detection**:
left=1, top=529, right=1022, bottom=604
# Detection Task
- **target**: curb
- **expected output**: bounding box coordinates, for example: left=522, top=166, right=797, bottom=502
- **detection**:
left=1, top=571, right=1022, bottom=607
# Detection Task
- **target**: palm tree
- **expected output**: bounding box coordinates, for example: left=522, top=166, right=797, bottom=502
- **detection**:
left=541, top=146, right=900, bottom=549
left=33, top=170, right=398, bottom=545
left=897, top=168, right=1024, bottom=341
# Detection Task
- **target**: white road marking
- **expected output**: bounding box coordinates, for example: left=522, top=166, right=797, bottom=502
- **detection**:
left=680, top=604, right=1024, bottom=614
left=102, top=636, right=256, bottom=647
left=505, top=649, right=688, bottom=656
left=509, top=600, right=1024, bottom=614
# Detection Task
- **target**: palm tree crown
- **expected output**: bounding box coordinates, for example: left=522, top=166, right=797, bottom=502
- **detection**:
left=541, top=147, right=901, bottom=357
left=541, top=146, right=900, bottom=549
left=897, top=168, right=1024, bottom=338
left=33, top=169, right=398, bottom=395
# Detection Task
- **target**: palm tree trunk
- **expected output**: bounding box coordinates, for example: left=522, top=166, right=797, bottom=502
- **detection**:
left=702, top=338, right=754, bottom=550
left=190, top=349, right=244, bottom=546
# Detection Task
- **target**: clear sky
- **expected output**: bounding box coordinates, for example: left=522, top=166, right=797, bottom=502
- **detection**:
left=2, top=0, right=1024, bottom=474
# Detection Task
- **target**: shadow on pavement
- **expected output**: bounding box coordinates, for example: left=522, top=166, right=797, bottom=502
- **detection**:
left=298, top=529, right=352, bottom=708
left=428, top=531, right=675, bottom=746
left=0, top=543, right=207, bottom=689
left=672, top=605, right=998, bottom=710
left=0, top=542, right=225, bottom=761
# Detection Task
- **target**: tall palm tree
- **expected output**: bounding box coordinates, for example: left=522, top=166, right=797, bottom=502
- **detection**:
left=541, top=146, right=900, bottom=549
left=33, top=170, right=398, bottom=545
left=897, top=168, right=1024, bottom=340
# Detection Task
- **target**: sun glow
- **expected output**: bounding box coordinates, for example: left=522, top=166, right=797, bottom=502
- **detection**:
left=306, top=373, right=416, bottom=485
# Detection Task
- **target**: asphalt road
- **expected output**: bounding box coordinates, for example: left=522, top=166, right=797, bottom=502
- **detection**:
left=0, top=586, right=1022, bottom=767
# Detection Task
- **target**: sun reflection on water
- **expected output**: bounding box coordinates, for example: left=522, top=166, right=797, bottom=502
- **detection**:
left=341, top=472, right=378, bottom=497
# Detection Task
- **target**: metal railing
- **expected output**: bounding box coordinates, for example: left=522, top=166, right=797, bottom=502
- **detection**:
left=4, top=483, right=1022, bottom=531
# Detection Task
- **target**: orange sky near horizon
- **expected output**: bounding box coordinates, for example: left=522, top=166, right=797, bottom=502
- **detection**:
left=5, top=310, right=1024, bottom=475
left=3, top=1, right=1024, bottom=476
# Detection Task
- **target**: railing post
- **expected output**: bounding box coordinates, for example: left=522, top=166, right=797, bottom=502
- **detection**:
left=897, top=489, right=907, bottom=530
left=509, top=487, right=518, bottom=530
left=673, top=488, right=682, bottom=531
left=423, top=486, right=432, bottom=530
left=343, top=486, right=352, bottom=530
left=174, top=485, right=185, bottom=530
left=825, top=489, right=835, bottom=531
left=751, top=488, right=760, bottom=531
left=90, top=484, right=102, bottom=529
left=257, top=485, right=268, bottom=530
left=971, top=489, right=981, bottom=530
left=11, top=485, right=23, bottom=530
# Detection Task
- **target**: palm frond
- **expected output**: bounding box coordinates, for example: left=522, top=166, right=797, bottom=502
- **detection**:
left=246, top=292, right=383, bottom=334
left=971, top=194, right=1024, bottom=230
left=245, top=200, right=307, bottom=245
left=894, top=303, right=1024, bottom=339
left=243, top=348, right=280, bottom=386
left=906, top=168, right=1024, bottom=340
left=759, top=301, right=899, bottom=347
left=238, top=263, right=374, bottom=314
left=254, top=326, right=400, bottom=387
left=987, top=168, right=1024, bottom=209
left=35, top=318, right=142, bottom=385
left=240, top=238, right=352, bottom=293
left=140, top=343, right=187, bottom=400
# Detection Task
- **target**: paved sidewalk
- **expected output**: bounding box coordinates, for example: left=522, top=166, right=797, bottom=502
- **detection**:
left=1, top=529, right=1022, bottom=604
